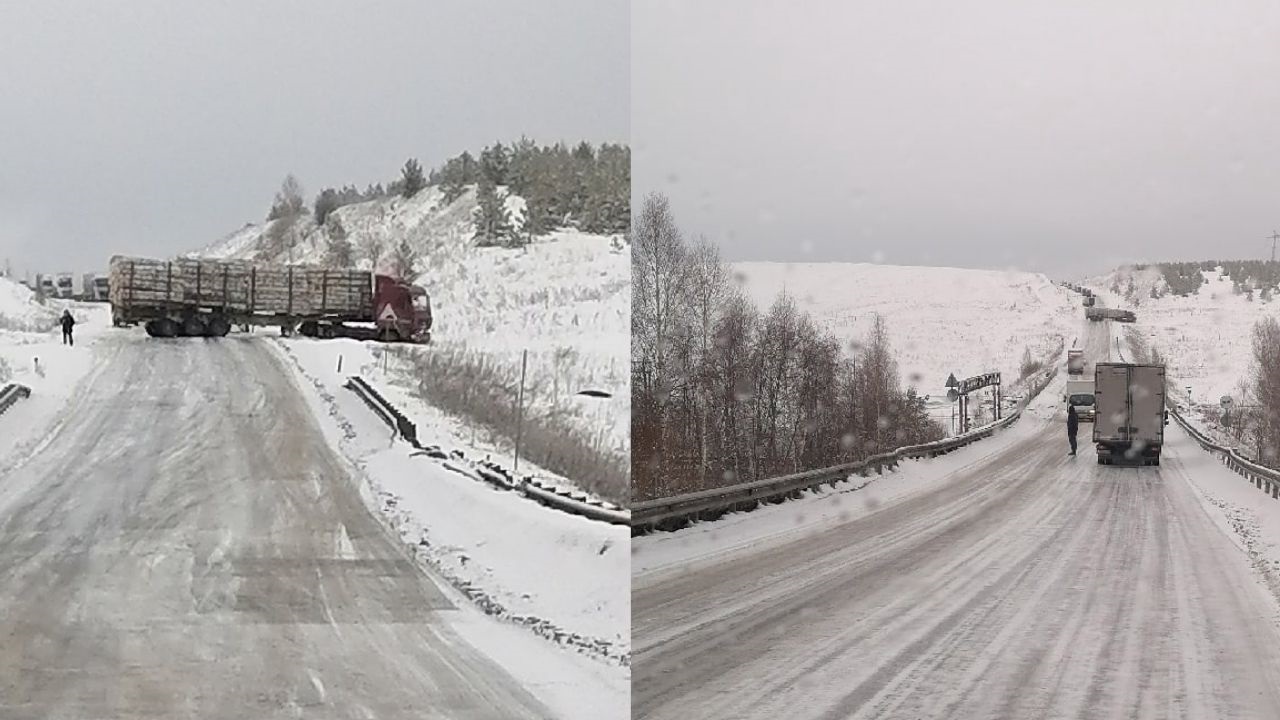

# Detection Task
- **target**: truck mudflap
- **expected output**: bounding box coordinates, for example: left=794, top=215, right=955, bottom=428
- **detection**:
left=1096, top=442, right=1162, bottom=467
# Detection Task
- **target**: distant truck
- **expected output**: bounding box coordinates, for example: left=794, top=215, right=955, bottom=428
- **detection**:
left=1086, top=307, right=1135, bottom=323
left=108, top=256, right=432, bottom=342
left=1063, top=378, right=1096, bottom=422
left=82, top=274, right=109, bottom=302
left=1067, top=348, right=1085, bottom=375
left=1082, top=295, right=1096, bottom=307
left=55, top=273, right=75, bottom=299
left=1093, top=362, right=1166, bottom=466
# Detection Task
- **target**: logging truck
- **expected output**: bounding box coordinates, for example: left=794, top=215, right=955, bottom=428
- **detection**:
left=108, top=256, right=431, bottom=342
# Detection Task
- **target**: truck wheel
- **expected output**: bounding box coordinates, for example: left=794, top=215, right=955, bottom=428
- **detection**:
left=146, top=318, right=178, bottom=338
left=206, top=317, right=230, bottom=337
left=182, top=317, right=206, bottom=337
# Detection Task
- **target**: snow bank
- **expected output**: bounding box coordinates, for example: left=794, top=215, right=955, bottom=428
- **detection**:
left=0, top=276, right=58, bottom=333
left=734, top=262, right=1076, bottom=395
left=0, top=297, right=112, bottom=470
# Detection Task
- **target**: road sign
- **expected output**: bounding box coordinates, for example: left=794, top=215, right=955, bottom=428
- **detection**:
left=958, top=371, right=1001, bottom=395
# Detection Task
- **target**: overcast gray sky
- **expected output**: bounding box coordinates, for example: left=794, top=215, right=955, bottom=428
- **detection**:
left=633, top=0, right=1280, bottom=279
left=0, top=0, right=627, bottom=279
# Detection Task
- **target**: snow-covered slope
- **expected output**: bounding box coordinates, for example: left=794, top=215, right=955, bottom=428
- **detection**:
left=195, top=185, right=487, bottom=269
left=735, top=262, right=1077, bottom=394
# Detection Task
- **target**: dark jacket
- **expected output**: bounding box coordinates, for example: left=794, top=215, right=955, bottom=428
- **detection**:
left=60, top=312, right=75, bottom=331
left=1066, top=406, right=1079, bottom=435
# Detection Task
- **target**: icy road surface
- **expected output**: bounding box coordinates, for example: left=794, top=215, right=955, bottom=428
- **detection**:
left=0, top=334, right=552, bottom=719
left=633, top=416, right=1280, bottom=720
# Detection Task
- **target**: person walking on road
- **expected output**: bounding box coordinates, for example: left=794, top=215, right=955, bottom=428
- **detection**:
left=60, top=309, right=75, bottom=346
left=1067, top=404, right=1079, bottom=456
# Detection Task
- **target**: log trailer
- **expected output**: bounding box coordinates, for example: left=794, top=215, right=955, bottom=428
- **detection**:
left=108, top=256, right=432, bottom=342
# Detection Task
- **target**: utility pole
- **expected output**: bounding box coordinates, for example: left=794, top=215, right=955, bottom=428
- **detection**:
left=1269, top=230, right=1280, bottom=263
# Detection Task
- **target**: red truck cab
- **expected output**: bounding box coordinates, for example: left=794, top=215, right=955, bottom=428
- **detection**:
left=373, top=275, right=433, bottom=342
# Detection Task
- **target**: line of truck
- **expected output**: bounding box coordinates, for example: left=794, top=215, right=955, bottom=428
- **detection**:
left=18, top=273, right=109, bottom=302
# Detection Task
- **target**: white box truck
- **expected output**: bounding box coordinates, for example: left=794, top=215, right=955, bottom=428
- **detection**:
left=1063, top=379, right=1096, bottom=422
left=1093, top=362, right=1166, bottom=466
left=1067, top=349, right=1085, bottom=375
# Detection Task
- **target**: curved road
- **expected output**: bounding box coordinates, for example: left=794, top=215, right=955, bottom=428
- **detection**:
left=0, top=335, right=552, bottom=719
left=634, top=388, right=1280, bottom=719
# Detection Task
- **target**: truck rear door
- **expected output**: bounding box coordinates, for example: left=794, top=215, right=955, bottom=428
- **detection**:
left=1130, top=366, right=1165, bottom=448
left=1093, top=364, right=1130, bottom=442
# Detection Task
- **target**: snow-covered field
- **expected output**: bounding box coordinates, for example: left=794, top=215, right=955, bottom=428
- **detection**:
left=734, top=262, right=1077, bottom=394
left=270, top=335, right=629, bottom=714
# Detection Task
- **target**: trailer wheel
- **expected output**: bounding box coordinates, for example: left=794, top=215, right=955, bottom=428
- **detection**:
left=146, top=318, right=178, bottom=338
left=182, top=316, right=206, bottom=337
left=206, top=316, right=230, bottom=337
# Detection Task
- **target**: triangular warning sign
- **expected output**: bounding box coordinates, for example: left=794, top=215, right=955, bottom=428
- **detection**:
left=379, top=304, right=398, bottom=322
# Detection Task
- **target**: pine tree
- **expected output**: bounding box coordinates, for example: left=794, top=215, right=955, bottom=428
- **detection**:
left=390, top=238, right=419, bottom=278
left=314, top=188, right=340, bottom=225
left=521, top=183, right=551, bottom=242
left=401, top=158, right=426, bottom=198
left=473, top=175, right=515, bottom=247
left=324, top=217, right=353, bottom=268
left=440, top=156, right=468, bottom=204
left=267, top=174, right=306, bottom=221
left=480, top=143, right=509, bottom=185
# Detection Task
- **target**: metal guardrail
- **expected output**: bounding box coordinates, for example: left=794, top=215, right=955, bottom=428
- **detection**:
left=0, top=383, right=32, bottom=417
left=1170, top=406, right=1280, bottom=499
left=344, top=375, right=630, bottom=526
left=633, top=365, right=1061, bottom=534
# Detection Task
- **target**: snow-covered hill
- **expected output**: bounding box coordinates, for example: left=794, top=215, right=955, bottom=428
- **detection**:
left=735, top=262, right=1077, bottom=396
left=1086, top=265, right=1280, bottom=408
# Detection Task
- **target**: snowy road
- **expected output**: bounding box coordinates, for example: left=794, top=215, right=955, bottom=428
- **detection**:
left=633, top=416, right=1280, bottom=719
left=0, top=335, right=553, bottom=719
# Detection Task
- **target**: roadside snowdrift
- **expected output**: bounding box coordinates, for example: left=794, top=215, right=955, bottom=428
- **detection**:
left=0, top=277, right=57, bottom=333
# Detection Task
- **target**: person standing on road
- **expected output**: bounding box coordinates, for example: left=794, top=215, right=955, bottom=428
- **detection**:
left=1067, top=404, right=1079, bottom=456
left=60, top=309, right=75, bottom=346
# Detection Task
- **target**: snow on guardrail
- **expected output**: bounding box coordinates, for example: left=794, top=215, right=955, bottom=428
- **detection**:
left=343, top=375, right=630, bottom=526
left=1171, top=406, right=1280, bottom=500
left=632, top=364, right=1060, bottom=535
left=0, top=383, right=31, bottom=418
